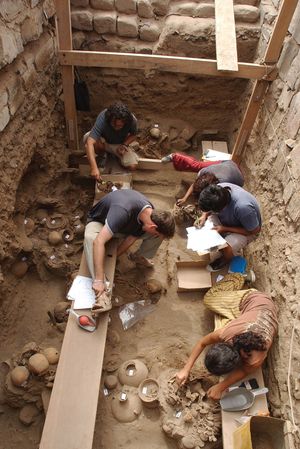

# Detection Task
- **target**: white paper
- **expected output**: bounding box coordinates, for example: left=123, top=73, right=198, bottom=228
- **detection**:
left=67, top=275, right=96, bottom=310
left=203, top=149, right=231, bottom=161
left=186, top=226, right=227, bottom=253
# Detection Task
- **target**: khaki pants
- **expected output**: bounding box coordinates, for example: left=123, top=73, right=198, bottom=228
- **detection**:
left=83, top=132, right=139, bottom=167
left=84, top=221, right=163, bottom=279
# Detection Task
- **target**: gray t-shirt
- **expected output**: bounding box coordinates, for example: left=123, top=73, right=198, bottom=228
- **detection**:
left=217, top=183, right=261, bottom=231
left=87, top=189, right=153, bottom=237
left=90, top=109, right=137, bottom=144
left=198, top=161, right=244, bottom=186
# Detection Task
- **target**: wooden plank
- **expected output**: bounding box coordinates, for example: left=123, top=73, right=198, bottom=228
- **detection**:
left=222, top=368, right=269, bottom=449
left=58, top=50, right=277, bottom=81
left=55, top=0, right=79, bottom=151
left=264, top=0, right=299, bottom=64
left=232, top=0, right=299, bottom=161
left=232, top=79, right=269, bottom=163
left=215, top=0, right=238, bottom=72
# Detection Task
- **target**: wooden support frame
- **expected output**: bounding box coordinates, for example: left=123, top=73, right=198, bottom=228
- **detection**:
left=232, top=0, right=299, bottom=161
left=215, top=0, right=238, bottom=72
left=55, top=0, right=79, bottom=150
left=59, top=50, right=276, bottom=81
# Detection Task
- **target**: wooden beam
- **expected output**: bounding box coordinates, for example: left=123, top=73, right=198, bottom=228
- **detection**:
left=215, top=0, right=238, bottom=72
left=232, top=0, right=299, bottom=161
left=58, top=50, right=277, bottom=81
left=55, top=0, right=79, bottom=151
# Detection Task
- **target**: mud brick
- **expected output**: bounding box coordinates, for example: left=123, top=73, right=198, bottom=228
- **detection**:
left=137, top=0, right=153, bottom=18
left=71, top=10, right=93, bottom=31
left=21, top=8, right=43, bottom=45
left=71, top=0, right=89, bottom=6
left=283, top=180, right=294, bottom=205
left=151, top=0, right=170, bottom=16
left=234, top=5, right=260, bottom=23
left=286, top=51, right=300, bottom=91
left=289, top=1, right=300, bottom=44
left=0, top=27, right=23, bottom=69
left=139, top=23, right=160, bottom=42
left=115, top=0, right=136, bottom=14
left=0, top=0, right=24, bottom=21
left=278, top=38, right=298, bottom=80
left=117, top=15, right=138, bottom=38
left=286, top=92, right=300, bottom=139
left=34, top=33, right=55, bottom=72
left=94, top=12, right=117, bottom=34
left=288, top=143, right=300, bottom=180
left=0, top=106, right=10, bottom=132
left=91, top=0, right=115, bottom=10
left=195, top=4, right=214, bottom=17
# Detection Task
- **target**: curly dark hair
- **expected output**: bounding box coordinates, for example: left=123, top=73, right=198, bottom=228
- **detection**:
left=150, top=210, right=175, bottom=238
left=204, top=343, right=241, bottom=375
left=193, top=173, right=219, bottom=196
left=198, top=184, right=231, bottom=212
left=232, top=331, right=267, bottom=354
left=105, top=102, right=133, bottom=126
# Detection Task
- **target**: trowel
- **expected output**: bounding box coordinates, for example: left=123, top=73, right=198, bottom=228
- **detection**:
left=68, top=309, right=97, bottom=332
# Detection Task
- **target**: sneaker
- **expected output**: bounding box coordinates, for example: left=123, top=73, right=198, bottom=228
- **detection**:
left=206, top=257, right=228, bottom=272
left=161, top=154, right=173, bottom=163
left=128, top=253, right=154, bottom=268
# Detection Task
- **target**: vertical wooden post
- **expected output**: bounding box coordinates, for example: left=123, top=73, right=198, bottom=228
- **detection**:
left=232, top=0, right=299, bottom=162
left=55, top=0, right=79, bottom=150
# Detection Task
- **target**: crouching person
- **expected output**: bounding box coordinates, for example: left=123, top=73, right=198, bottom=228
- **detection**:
left=176, top=274, right=278, bottom=400
left=84, top=189, right=175, bottom=313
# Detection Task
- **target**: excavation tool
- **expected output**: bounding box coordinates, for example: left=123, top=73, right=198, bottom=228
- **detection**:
left=220, top=387, right=269, bottom=412
left=68, top=309, right=96, bottom=332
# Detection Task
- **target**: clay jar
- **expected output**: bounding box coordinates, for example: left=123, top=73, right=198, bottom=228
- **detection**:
left=62, top=229, right=74, bottom=243
left=43, top=348, right=60, bottom=365
left=28, top=354, right=49, bottom=376
left=149, top=125, right=161, bottom=139
left=10, top=366, right=30, bottom=387
left=11, top=261, right=28, bottom=278
left=46, top=214, right=67, bottom=230
left=111, top=391, right=142, bottom=423
left=24, top=218, right=35, bottom=235
left=73, top=219, right=84, bottom=237
left=118, top=360, right=148, bottom=387
left=138, top=378, right=160, bottom=408
left=48, top=231, right=62, bottom=246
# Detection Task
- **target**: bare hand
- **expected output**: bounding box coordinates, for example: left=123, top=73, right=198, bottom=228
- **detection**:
left=117, top=145, right=128, bottom=157
left=90, top=167, right=101, bottom=182
left=176, top=198, right=186, bottom=207
left=212, top=225, right=225, bottom=234
left=92, top=280, right=105, bottom=299
left=176, top=368, right=190, bottom=386
left=206, top=384, right=225, bottom=401
left=194, top=213, right=207, bottom=229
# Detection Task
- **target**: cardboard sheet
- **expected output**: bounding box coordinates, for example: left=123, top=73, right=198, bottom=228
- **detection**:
left=176, top=261, right=212, bottom=291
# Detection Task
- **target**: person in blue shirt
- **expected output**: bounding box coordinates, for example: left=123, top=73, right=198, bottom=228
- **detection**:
left=84, top=102, right=139, bottom=181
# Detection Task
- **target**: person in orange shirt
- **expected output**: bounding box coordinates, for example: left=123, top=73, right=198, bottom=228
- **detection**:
left=176, top=274, right=278, bottom=400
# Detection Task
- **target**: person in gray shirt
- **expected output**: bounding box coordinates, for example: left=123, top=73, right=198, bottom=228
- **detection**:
left=84, top=102, right=139, bottom=181
left=198, top=183, right=261, bottom=271
left=177, top=160, right=244, bottom=206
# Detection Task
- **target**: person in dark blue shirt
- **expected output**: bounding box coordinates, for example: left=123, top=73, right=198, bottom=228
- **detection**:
left=84, top=102, right=139, bottom=181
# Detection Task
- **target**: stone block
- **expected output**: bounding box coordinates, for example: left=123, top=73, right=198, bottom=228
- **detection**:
left=286, top=51, right=300, bottom=91
left=0, top=89, right=8, bottom=109
left=234, top=0, right=259, bottom=4
left=72, top=31, right=86, bottom=49
left=234, top=5, right=260, bottom=23
left=139, top=23, right=160, bottom=42
left=0, top=105, right=10, bottom=132
left=94, top=11, right=117, bottom=34
left=71, top=0, right=89, bottom=6
left=117, top=15, right=138, bottom=37
left=43, top=0, right=56, bottom=18
left=286, top=190, right=300, bottom=223
left=286, top=92, right=300, bottom=139
left=21, top=62, right=37, bottom=89
left=21, top=8, right=43, bottom=45
left=8, top=80, right=24, bottom=116
left=0, top=0, right=24, bottom=22
left=116, top=0, right=136, bottom=14
left=31, top=0, right=41, bottom=6
left=283, top=180, right=294, bottom=205
left=195, top=4, right=215, bottom=18
left=288, top=1, right=300, bottom=45
left=151, top=0, right=170, bottom=16
left=172, top=2, right=197, bottom=16
left=278, top=37, right=298, bottom=80
left=277, top=84, right=293, bottom=112
left=91, top=0, right=114, bottom=10
left=0, top=26, right=23, bottom=69
left=288, top=143, right=300, bottom=180
left=71, top=10, right=93, bottom=31
left=137, top=0, right=153, bottom=18
left=34, top=33, right=55, bottom=72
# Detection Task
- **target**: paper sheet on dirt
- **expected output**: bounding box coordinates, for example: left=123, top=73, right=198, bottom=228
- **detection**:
left=186, top=226, right=227, bottom=253
left=67, top=275, right=96, bottom=309
left=203, top=149, right=231, bottom=161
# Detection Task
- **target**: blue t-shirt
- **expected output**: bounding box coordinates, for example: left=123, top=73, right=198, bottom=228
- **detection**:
left=90, top=109, right=137, bottom=144
left=217, top=183, right=261, bottom=231
left=198, top=160, right=244, bottom=186
left=87, top=189, right=153, bottom=237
